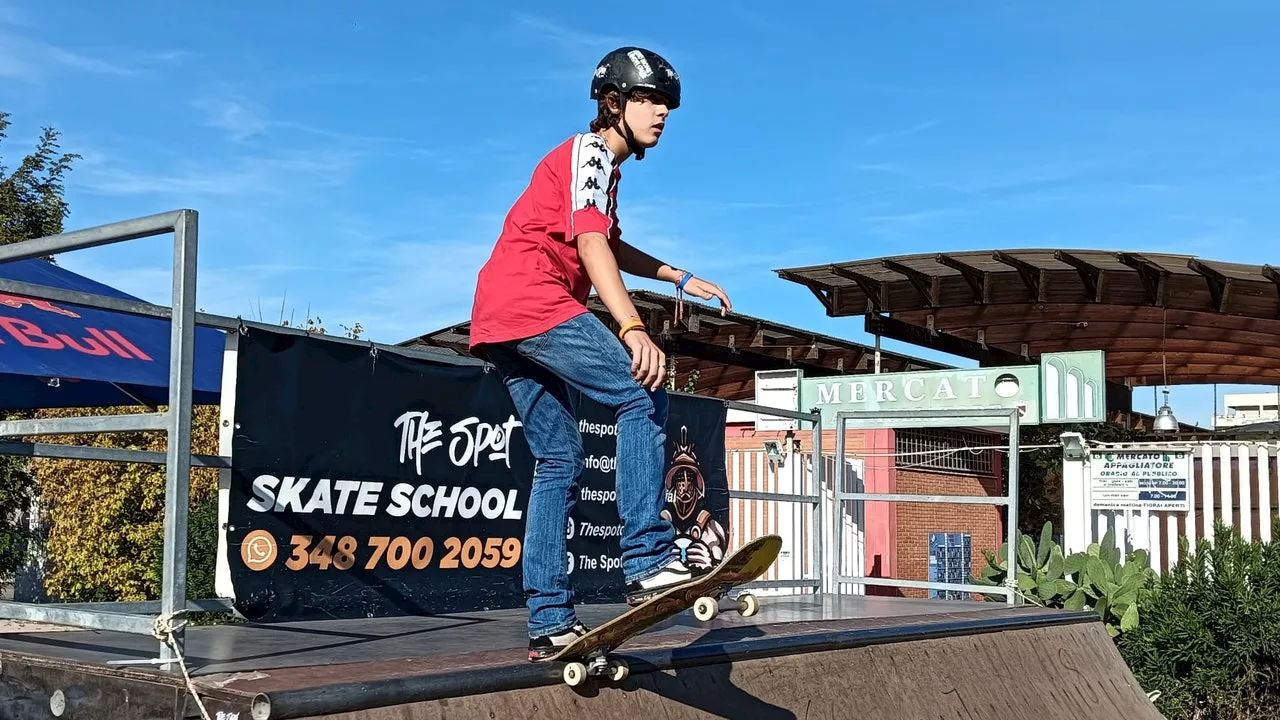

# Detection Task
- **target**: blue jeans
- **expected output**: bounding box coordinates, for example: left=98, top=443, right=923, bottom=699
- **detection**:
left=484, top=312, right=677, bottom=637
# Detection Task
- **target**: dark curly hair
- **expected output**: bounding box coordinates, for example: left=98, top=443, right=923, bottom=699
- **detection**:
left=589, top=87, right=669, bottom=133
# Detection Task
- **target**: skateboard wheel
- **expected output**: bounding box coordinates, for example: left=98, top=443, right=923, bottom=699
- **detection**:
left=609, top=659, right=629, bottom=682
left=564, top=662, right=588, bottom=687
left=693, top=596, right=719, bottom=622
left=737, top=592, right=759, bottom=618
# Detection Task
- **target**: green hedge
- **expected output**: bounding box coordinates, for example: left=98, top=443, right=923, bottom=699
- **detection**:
left=28, top=405, right=220, bottom=603
left=1118, top=523, right=1280, bottom=719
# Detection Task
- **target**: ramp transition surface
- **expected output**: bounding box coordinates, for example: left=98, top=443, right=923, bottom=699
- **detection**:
left=0, top=595, right=1162, bottom=719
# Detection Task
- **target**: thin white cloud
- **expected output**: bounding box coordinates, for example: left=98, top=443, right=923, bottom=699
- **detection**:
left=311, top=210, right=507, bottom=342
left=73, top=149, right=360, bottom=199
left=0, top=32, right=135, bottom=82
left=511, top=12, right=625, bottom=52
left=52, top=256, right=311, bottom=324
left=0, top=1, right=26, bottom=26
left=865, top=119, right=940, bottom=147
left=0, top=27, right=186, bottom=84
left=192, top=95, right=270, bottom=142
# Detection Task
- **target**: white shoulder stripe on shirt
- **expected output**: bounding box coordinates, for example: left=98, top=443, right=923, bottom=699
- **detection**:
left=570, top=133, right=614, bottom=215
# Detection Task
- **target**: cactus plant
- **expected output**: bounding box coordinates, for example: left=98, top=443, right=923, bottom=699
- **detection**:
left=1078, top=524, right=1155, bottom=637
left=972, top=521, right=1154, bottom=638
left=975, top=521, right=1082, bottom=607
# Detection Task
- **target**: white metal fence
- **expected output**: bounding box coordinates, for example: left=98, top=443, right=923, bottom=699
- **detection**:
left=723, top=448, right=865, bottom=594
left=1064, top=439, right=1279, bottom=573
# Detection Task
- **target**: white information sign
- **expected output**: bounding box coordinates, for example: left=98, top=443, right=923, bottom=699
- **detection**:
left=1089, top=449, right=1192, bottom=511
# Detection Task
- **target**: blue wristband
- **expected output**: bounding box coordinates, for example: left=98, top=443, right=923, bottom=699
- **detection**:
left=676, top=272, right=692, bottom=290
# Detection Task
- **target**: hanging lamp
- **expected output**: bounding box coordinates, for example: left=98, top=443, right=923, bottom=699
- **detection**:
left=1153, top=307, right=1178, bottom=433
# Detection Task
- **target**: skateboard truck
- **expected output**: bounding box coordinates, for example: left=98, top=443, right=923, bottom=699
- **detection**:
left=548, top=535, right=782, bottom=688
left=563, top=649, right=630, bottom=686
left=693, top=589, right=760, bottom=622
left=561, top=588, right=761, bottom=687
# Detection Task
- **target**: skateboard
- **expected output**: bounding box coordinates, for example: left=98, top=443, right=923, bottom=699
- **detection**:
left=545, top=534, right=783, bottom=687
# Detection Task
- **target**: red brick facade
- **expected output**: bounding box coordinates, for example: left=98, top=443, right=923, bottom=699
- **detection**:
left=893, top=467, right=1004, bottom=599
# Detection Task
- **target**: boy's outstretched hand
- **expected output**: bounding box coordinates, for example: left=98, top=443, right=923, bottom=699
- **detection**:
left=682, top=276, right=733, bottom=316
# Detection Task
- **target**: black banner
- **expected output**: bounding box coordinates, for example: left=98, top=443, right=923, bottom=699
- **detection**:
left=225, top=328, right=729, bottom=622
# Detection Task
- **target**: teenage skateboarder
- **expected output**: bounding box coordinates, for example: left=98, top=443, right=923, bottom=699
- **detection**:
left=468, top=46, right=733, bottom=660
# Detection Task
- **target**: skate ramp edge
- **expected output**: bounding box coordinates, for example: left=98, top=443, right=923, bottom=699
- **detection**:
left=250, top=614, right=1161, bottom=720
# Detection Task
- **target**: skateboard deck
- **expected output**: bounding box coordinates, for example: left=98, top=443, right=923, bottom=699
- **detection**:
left=545, top=534, right=783, bottom=686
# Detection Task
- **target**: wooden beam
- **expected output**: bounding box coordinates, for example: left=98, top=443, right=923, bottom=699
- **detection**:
left=865, top=314, right=1027, bottom=366
left=825, top=264, right=886, bottom=311
left=933, top=253, right=989, bottom=304
left=1105, top=351, right=1280, bottom=369
left=881, top=259, right=939, bottom=307
left=1264, top=265, right=1280, bottom=315
left=1186, top=258, right=1233, bottom=313
left=776, top=270, right=834, bottom=314
left=1116, top=253, right=1169, bottom=306
left=1121, top=372, right=1280, bottom=387
left=991, top=250, right=1045, bottom=302
left=1054, top=251, right=1104, bottom=303
left=664, top=336, right=845, bottom=377
left=994, top=328, right=1280, bottom=358
left=894, top=302, right=1280, bottom=335
left=1109, top=361, right=1280, bottom=378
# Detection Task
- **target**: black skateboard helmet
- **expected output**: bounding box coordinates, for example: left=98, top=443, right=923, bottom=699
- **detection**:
left=590, top=46, right=681, bottom=109
left=589, top=47, right=680, bottom=160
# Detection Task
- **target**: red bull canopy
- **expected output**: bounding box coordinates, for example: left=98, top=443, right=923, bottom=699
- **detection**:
left=0, top=258, right=224, bottom=409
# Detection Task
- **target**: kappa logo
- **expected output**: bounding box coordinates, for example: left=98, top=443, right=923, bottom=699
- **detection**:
left=580, top=176, right=602, bottom=192
left=587, top=139, right=608, bottom=152
left=581, top=156, right=605, bottom=171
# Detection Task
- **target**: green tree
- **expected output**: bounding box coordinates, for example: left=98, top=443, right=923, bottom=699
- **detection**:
left=0, top=111, right=81, bottom=587
left=1014, top=420, right=1142, bottom=536
left=1, top=111, right=81, bottom=257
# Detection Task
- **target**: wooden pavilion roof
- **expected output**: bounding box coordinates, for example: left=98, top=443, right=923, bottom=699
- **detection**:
left=775, top=249, right=1280, bottom=387
left=400, top=290, right=948, bottom=401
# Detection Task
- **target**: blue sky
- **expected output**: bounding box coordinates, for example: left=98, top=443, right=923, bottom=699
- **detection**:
left=3, top=0, right=1279, bottom=428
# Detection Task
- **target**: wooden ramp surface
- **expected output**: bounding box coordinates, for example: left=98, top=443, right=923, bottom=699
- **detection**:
left=0, top=597, right=1162, bottom=719
left=272, top=621, right=1160, bottom=720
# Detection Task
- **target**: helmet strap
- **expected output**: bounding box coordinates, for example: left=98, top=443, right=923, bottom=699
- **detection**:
left=617, top=92, right=646, bottom=161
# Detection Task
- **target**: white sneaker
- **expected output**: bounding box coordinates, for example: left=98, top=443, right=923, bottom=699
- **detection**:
left=625, top=558, right=692, bottom=604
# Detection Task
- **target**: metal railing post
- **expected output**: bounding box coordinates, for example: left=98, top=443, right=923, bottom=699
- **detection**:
left=811, top=411, right=824, bottom=596
left=1005, top=408, right=1021, bottom=606
left=834, top=413, right=846, bottom=595
left=158, top=210, right=198, bottom=668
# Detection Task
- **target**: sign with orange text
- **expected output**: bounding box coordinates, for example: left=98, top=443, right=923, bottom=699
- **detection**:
left=224, top=328, right=729, bottom=622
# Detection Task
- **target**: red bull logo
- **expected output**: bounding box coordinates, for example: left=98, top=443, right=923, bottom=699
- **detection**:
left=0, top=295, right=152, bottom=362
left=0, top=293, right=82, bottom=318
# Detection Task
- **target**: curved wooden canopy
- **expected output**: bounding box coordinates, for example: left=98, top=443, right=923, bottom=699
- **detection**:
left=776, top=249, right=1280, bottom=387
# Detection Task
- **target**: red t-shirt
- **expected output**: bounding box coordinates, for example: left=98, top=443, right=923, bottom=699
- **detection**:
left=469, top=133, right=622, bottom=351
